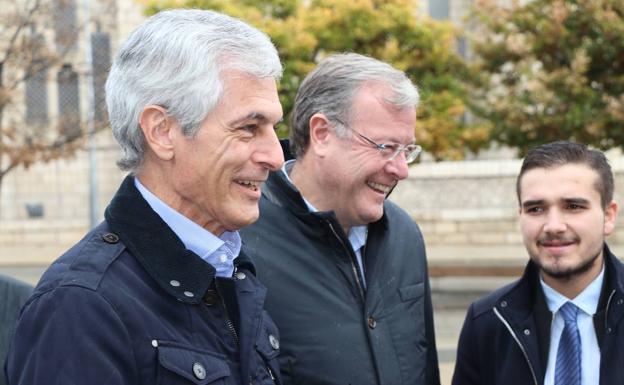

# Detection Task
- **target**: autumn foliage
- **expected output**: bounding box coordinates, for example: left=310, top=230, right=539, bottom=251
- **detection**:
left=145, top=0, right=491, bottom=160
left=467, top=0, right=624, bottom=155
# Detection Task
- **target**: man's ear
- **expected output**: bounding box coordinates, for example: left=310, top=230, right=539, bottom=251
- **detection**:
left=604, top=200, right=619, bottom=236
left=308, top=113, right=332, bottom=157
left=139, top=105, right=175, bottom=161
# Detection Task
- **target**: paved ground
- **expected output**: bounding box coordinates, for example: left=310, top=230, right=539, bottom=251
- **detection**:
left=431, top=276, right=518, bottom=384
left=0, top=265, right=518, bottom=385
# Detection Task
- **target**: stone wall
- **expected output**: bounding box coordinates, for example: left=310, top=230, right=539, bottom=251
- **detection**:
left=3, top=141, right=624, bottom=269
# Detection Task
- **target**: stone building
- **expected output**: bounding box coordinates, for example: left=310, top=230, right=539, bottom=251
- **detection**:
left=2, top=0, right=622, bottom=273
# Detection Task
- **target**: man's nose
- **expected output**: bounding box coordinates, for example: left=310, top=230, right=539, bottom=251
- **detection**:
left=543, top=210, right=567, bottom=233
left=384, top=151, right=409, bottom=181
left=253, top=127, right=284, bottom=171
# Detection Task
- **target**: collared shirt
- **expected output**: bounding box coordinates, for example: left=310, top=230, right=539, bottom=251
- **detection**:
left=134, top=177, right=240, bottom=277
left=281, top=160, right=368, bottom=287
left=541, top=265, right=604, bottom=385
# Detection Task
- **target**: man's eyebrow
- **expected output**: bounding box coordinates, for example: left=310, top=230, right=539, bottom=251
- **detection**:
left=521, top=199, right=544, bottom=209
left=562, top=197, right=590, bottom=205
left=521, top=197, right=591, bottom=209
left=228, top=112, right=282, bottom=126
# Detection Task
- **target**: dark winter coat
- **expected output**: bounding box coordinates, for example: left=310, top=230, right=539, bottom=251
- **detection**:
left=240, top=168, right=440, bottom=385
left=0, top=275, right=32, bottom=385
left=452, top=244, right=624, bottom=385
left=5, top=176, right=282, bottom=385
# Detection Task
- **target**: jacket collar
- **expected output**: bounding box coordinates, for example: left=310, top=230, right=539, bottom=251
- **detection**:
left=105, top=175, right=255, bottom=304
left=594, top=244, right=624, bottom=346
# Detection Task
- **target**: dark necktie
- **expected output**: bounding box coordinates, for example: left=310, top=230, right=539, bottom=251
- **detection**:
left=555, top=301, right=582, bottom=385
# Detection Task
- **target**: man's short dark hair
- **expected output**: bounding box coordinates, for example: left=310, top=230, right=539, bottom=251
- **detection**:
left=516, top=140, right=614, bottom=208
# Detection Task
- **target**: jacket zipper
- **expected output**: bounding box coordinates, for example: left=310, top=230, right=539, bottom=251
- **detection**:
left=326, top=220, right=365, bottom=302
left=215, top=274, right=275, bottom=385
left=493, top=307, right=538, bottom=385
left=604, top=289, right=616, bottom=331
left=214, top=279, right=240, bottom=347
left=225, top=318, right=239, bottom=346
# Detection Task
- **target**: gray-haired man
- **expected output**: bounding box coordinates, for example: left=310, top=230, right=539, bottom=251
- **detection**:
left=241, top=53, right=440, bottom=385
left=6, top=9, right=284, bottom=385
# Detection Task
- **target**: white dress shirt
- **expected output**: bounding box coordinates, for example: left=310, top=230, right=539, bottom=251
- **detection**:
left=134, top=177, right=240, bottom=277
left=541, top=265, right=604, bottom=385
left=282, top=160, right=368, bottom=287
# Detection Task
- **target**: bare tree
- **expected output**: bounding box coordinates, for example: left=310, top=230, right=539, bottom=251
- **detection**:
left=0, top=0, right=114, bottom=203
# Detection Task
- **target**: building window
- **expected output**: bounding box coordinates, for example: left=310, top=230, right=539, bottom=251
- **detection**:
left=91, top=32, right=111, bottom=125
left=57, top=64, right=81, bottom=138
left=53, top=0, right=78, bottom=51
left=25, top=68, right=49, bottom=128
left=429, top=0, right=450, bottom=20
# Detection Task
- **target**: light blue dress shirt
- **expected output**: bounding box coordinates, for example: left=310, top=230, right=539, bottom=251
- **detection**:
left=134, top=178, right=240, bottom=277
left=282, top=160, right=368, bottom=287
left=541, top=265, right=604, bottom=385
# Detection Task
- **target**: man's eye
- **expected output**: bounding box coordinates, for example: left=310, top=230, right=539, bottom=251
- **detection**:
left=526, top=207, right=544, bottom=213
left=241, top=124, right=257, bottom=133
left=378, top=143, right=397, bottom=153
left=566, top=203, right=584, bottom=210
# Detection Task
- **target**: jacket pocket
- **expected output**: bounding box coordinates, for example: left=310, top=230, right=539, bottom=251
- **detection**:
left=156, top=341, right=231, bottom=384
left=399, top=283, right=424, bottom=302
left=254, top=311, right=281, bottom=384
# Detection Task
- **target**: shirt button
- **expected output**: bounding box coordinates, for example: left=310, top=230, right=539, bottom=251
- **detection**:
left=219, top=254, right=228, bottom=263
left=183, top=291, right=195, bottom=298
left=500, top=300, right=508, bottom=308
left=193, top=362, right=206, bottom=380
left=368, top=316, right=377, bottom=329
left=524, top=329, right=530, bottom=336
left=169, top=280, right=180, bottom=287
left=235, top=272, right=246, bottom=280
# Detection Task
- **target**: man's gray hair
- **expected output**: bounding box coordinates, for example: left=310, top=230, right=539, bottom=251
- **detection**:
left=289, top=52, right=419, bottom=158
left=105, top=9, right=283, bottom=172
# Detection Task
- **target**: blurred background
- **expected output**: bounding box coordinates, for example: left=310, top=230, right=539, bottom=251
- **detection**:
left=0, top=1, right=623, bottom=383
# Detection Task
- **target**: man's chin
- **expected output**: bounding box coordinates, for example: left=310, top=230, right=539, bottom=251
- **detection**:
left=360, top=209, right=384, bottom=225
left=238, top=210, right=260, bottom=228
left=534, top=253, right=601, bottom=281
left=221, top=209, right=259, bottom=232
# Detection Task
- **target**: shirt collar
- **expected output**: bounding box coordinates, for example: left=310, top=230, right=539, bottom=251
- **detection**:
left=540, top=263, right=605, bottom=316
left=134, top=178, right=241, bottom=276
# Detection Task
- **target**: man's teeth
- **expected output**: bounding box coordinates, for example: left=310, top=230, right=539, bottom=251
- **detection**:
left=367, top=182, right=391, bottom=194
left=237, top=180, right=259, bottom=191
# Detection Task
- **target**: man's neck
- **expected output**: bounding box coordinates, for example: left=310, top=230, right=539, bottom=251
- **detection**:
left=290, top=159, right=327, bottom=211
left=136, top=167, right=225, bottom=236
left=289, top=159, right=351, bottom=234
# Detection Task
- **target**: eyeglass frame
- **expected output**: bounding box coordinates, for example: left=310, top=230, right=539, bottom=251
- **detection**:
left=332, top=118, right=422, bottom=164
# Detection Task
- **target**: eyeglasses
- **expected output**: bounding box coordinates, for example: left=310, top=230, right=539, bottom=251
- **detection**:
left=333, top=119, right=422, bottom=164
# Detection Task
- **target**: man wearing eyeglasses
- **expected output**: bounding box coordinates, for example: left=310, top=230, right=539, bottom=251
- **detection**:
left=240, top=53, right=440, bottom=385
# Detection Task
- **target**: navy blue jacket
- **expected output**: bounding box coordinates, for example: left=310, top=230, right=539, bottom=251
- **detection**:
left=5, top=176, right=281, bottom=385
left=0, top=276, right=32, bottom=385
left=452, top=245, right=624, bottom=385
